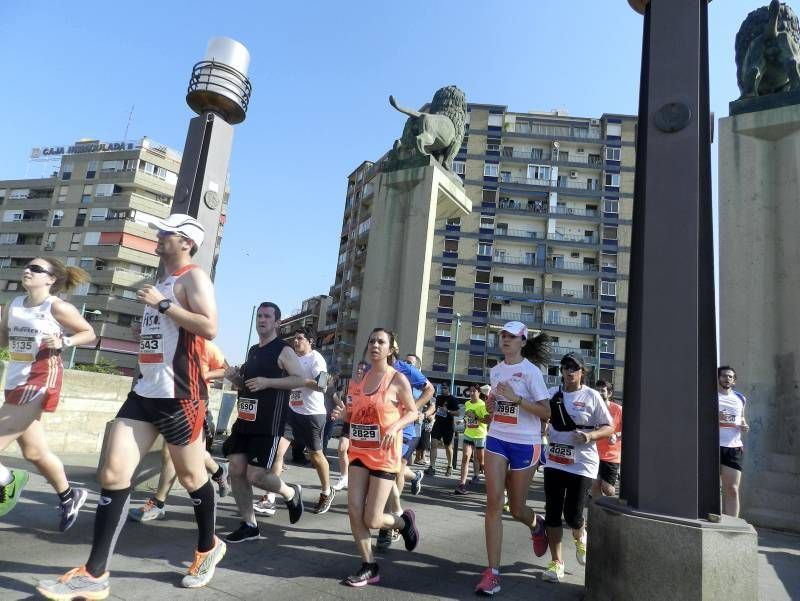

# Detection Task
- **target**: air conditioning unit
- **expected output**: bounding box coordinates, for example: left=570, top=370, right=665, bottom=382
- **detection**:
left=567, top=208, right=575, bottom=215
left=570, top=252, right=580, bottom=258
left=569, top=311, right=578, bottom=317
left=569, top=170, right=578, bottom=179
left=577, top=148, right=585, bottom=153
left=590, top=119, right=600, bottom=126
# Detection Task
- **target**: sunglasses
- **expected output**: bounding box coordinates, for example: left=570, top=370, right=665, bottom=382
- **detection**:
left=157, top=230, right=190, bottom=240
left=25, top=264, right=53, bottom=275
left=560, top=363, right=582, bottom=373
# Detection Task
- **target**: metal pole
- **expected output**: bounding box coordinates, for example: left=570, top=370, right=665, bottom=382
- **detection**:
left=244, top=304, right=256, bottom=357
left=67, top=302, right=86, bottom=370
left=449, top=313, right=462, bottom=392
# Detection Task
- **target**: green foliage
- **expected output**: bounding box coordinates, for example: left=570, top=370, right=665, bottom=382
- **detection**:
left=74, top=357, right=122, bottom=375
left=0, top=347, right=9, bottom=361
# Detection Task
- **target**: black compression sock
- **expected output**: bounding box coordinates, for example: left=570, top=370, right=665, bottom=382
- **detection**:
left=57, top=487, right=73, bottom=504
left=189, top=480, right=216, bottom=552
left=86, top=487, right=131, bottom=577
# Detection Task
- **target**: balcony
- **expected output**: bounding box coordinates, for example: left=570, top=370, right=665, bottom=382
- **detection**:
left=550, top=260, right=598, bottom=273
left=543, top=288, right=597, bottom=302
left=489, top=310, right=543, bottom=324
left=497, top=199, right=549, bottom=215
left=550, top=206, right=599, bottom=218
left=492, top=254, right=543, bottom=267
left=92, top=266, right=154, bottom=288
left=544, top=315, right=595, bottom=328
left=490, top=283, right=539, bottom=296
left=99, top=321, right=138, bottom=340
left=548, top=232, right=598, bottom=245
left=494, top=228, right=539, bottom=240
left=550, top=345, right=597, bottom=362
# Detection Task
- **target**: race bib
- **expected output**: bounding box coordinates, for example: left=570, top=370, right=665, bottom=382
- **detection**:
left=494, top=400, right=519, bottom=424
left=466, top=415, right=479, bottom=428
left=436, top=406, right=448, bottom=418
left=138, top=334, right=164, bottom=364
left=548, top=442, right=576, bottom=464
left=9, top=335, right=36, bottom=362
left=719, top=411, right=738, bottom=428
left=238, top=397, right=258, bottom=422
left=289, top=389, right=304, bottom=408
left=350, top=423, right=380, bottom=448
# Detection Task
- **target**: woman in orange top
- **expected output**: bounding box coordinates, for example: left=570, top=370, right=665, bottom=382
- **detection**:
left=333, top=328, right=418, bottom=587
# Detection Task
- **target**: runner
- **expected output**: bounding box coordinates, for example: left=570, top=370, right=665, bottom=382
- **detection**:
left=222, top=302, right=309, bottom=543
left=454, top=384, right=489, bottom=494
left=718, top=365, right=748, bottom=517
left=333, top=328, right=420, bottom=587
left=128, top=340, right=231, bottom=522
left=541, top=352, right=613, bottom=584
left=590, top=379, right=622, bottom=498
left=38, top=214, right=225, bottom=598
left=376, top=351, right=434, bottom=549
left=475, top=321, right=551, bottom=597
left=426, top=385, right=460, bottom=477
left=0, top=257, right=95, bottom=531
left=322, top=372, right=342, bottom=452
left=332, top=361, right=368, bottom=492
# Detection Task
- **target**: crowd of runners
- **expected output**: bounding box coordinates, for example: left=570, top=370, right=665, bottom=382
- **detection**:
left=0, top=213, right=751, bottom=599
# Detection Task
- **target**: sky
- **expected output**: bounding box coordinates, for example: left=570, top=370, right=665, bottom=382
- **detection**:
left=0, top=1, right=755, bottom=363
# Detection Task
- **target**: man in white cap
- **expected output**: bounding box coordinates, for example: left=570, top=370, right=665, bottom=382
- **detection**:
left=39, top=214, right=226, bottom=599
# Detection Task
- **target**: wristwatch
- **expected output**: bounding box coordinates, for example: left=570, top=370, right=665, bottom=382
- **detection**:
left=62, top=337, right=74, bottom=348
left=157, top=299, right=172, bottom=314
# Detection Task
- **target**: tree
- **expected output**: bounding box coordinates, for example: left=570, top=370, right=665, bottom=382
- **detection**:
left=75, top=357, right=122, bottom=376
left=0, top=347, right=9, bottom=361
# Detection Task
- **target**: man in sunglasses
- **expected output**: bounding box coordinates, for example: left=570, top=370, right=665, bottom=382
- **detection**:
left=40, top=214, right=225, bottom=599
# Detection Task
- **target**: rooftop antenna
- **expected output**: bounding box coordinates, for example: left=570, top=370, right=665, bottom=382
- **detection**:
left=123, top=105, right=135, bottom=142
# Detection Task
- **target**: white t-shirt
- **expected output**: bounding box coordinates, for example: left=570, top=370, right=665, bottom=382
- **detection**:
left=718, top=391, right=745, bottom=448
left=545, top=385, right=612, bottom=479
left=488, top=359, right=550, bottom=445
left=289, top=350, right=327, bottom=415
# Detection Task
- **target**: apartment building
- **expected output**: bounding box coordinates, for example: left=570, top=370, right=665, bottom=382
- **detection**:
left=278, top=294, right=333, bottom=364
left=329, top=104, right=635, bottom=397
left=0, top=138, right=187, bottom=375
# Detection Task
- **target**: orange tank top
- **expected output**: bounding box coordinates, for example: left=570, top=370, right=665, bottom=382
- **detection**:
left=347, top=366, right=402, bottom=473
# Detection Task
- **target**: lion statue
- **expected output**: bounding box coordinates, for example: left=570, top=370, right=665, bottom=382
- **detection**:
left=735, top=0, right=800, bottom=97
left=384, top=85, right=467, bottom=173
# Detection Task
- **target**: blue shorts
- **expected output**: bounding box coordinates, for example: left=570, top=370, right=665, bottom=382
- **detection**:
left=463, top=435, right=486, bottom=449
left=485, top=436, right=541, bottom=471
left=402, top=436, right=420, bottom=463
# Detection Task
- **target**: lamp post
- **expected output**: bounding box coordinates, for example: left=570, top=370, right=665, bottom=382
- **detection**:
left=449, top=313, right=462, bottom=393
left=68, top=303, right=102, bottom=369
left=244, top=304, right=256, bottom=357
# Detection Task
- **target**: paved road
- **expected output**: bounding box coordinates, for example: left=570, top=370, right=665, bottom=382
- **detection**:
left=1, top=451, right=798, bottom=600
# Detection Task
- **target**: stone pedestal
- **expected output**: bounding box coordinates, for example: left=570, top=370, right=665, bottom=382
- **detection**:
left=585, top=498, right=758, bottom=601
left=355, top=159, right=471, bottom=356
left=719, top=104, right=800, bottom=533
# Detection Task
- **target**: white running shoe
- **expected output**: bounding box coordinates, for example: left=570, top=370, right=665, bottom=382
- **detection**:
left=332, top=475, right=348, bottom=491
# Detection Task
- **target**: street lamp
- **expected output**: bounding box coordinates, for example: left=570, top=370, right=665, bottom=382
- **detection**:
left=449, top=313, right=462, bottom=393
left=67, top=303, right=102, bottom=369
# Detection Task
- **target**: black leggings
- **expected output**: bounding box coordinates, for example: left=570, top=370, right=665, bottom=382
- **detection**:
left=543, top=467, right=593, bottom=530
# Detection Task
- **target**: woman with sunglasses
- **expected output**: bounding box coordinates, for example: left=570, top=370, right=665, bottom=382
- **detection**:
left=476, top=321, right=551, bottom=597
left=332, top=328, right=419, bottom=587
left=0, top=257, right=95, bottom=530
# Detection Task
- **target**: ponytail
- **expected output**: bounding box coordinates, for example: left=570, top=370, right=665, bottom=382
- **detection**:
left=34, top=257, right=90, bottom=293
left=521, top=332, right=551, bottom=367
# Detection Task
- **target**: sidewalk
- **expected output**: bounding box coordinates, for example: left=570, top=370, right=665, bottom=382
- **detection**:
left=1, top=451, right=798, bottom=600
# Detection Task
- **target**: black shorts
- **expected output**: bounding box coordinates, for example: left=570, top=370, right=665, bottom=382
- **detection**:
left=720, top=446, right=743, bottom=471
left=341, top=422, right=350, bottom=438
left=543, top=467, right=593, bottom=530
left=350, top=458, right=396, bottom=481
left=598, top=461, right=620, bottom=486
left=283, top=411, right=326, bottom=451
left=222, top=425, right=281, bottom=469
left=203, top=408, right=215, bottom=453
left=431, top=419, right=454, bottom=445
left=418, top=428, right=431, bottom=452
left=117, top=391, right=205, bottom=446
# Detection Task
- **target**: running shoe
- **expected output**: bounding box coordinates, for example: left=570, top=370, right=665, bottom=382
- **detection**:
left=181, top=536, right=226, bottom=588
left=224, top=521, right=261, bottom=543
left=575, top=532, right=587, bottom=566
left=375, top=528, right=393, bottom=549
left=285, top=483, right=304, bottom=524
left=253, top=495, right=277, bottom=516
left=399, top=509, right=420, bottom=551
left=332, top=475, right=348, bottom=491
left=531, top=514, right=548, bottom=558
left=344, top=562, right=380, bottom=587
left=454, top=483, right=468, bottom=495
left=212, top=462, right=230, bottom=498
left=410, top=470, right=424, bottom=496
left=542, top=560, right=565, bottom=583
left=0, top=469, right=29, bottom=517
left=37, top=566, right=110, bottom=600
left=414, top=459, right=428, bottom=467
left=470, top=474, right=481, bottom=485
left=59, top=487, right=88, bottom=532
left=445, top=467, right=453, bottom=477
left=128, top=498, right=166, bottom=522
left=314, top=488, right=336, bottom=515
left=475, top=568, right=501, bottom=596
left=424, top=466, right=436, bottom=476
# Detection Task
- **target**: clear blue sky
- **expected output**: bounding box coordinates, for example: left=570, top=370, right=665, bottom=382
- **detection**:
left=1, top=1, right=751, bottom=362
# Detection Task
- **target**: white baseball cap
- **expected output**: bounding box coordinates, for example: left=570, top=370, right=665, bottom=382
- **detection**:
left=501, top=321, right=528, bottom=339
left=149, top=213, right=205, bottom=247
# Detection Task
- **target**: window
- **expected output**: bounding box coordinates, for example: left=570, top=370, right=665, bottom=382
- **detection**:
left=94, top=184, right=115, bottom=197
left=475, top=269, right=490, bottom=284
left=45, top=233, right=57, bottom=250
left=436, top=322, right=452, bottom=337
left=357, top=218, right=371, bottom=236
left=600, top=310, right=616, bottom=326
left=604, top=173, right=620, bottom=187
left=488, top=114, right=503, bottom=127
left=0, top=256, right=10, bottom=267
left=79, top=257, right=94, bottom=270
left=0, top=233, right=19, bottom=245
left=470, top=326, right=486, bottom=341
left=605, top=147, right=621, bottom=161
left=444, top=238, right=458, bottom=252
left=75, top=209, right=87, bottom=227
left=81, top=185, right=93, bottom=204
left=603, top=226, right=618, bottom=241
left=117, top=314, right=133, bottom=327
left=90, top=208, right=108, bottom=221
left=478, top=243, right=492, bottom=256
left=484, top=163, right=498, bottom=177
left=607, top=123, right=622, bottom=137
left=3, top=210, right=23, bottom=222
left=600, top=338, right=616, bottom=354
left=101, top=160, right=122, bottom=172
left=86, top=161, right=98, bottom=179
left=603, top=199, right=619, bottom=213
left=600, top=281, right=617, bottom=296
left=5, top=281, right=20, bottom=291
left=482, top=189, right=496, bottom=203
left=51, top=210, right=63, bottom=226
left=58, top=187, right=69, bottom=203
left=83, top=232, right=101, bottom=246
left=62, top=163, right=74, bottom=180
left=527, top=164, right=550, bottom=180
left=601, top=253, right=617, bottom=269
left=68, top=233, right=81, bottom=251
left=433, top=351, right=449, bottom=368
left=452, top=161, right=465, bottom=175
left=480, top=215, right=495, bottom=229
left=468, top=354, right=484, bottom=369
left=438, top=293, right=454, bottom=309
left=473, top=297, right=488, bottom=312
left=446, top=217, right=461, bottom=226
left=441, top=266, right=456, bottom=281
left=9, top=189, right=29, bottom=200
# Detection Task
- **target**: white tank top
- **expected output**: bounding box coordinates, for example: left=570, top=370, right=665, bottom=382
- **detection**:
left=134, top=265, right=208, bottom=400
left=5, top=295, right=62, bottom=391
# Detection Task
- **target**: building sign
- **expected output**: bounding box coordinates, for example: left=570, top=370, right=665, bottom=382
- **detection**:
left=30, top=141, right=135, bottom=158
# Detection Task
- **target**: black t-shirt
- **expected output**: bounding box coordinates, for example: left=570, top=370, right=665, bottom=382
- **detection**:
left=234, top=337, right=290, bottom=436
left=434, top=394, right=460, bottom=424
